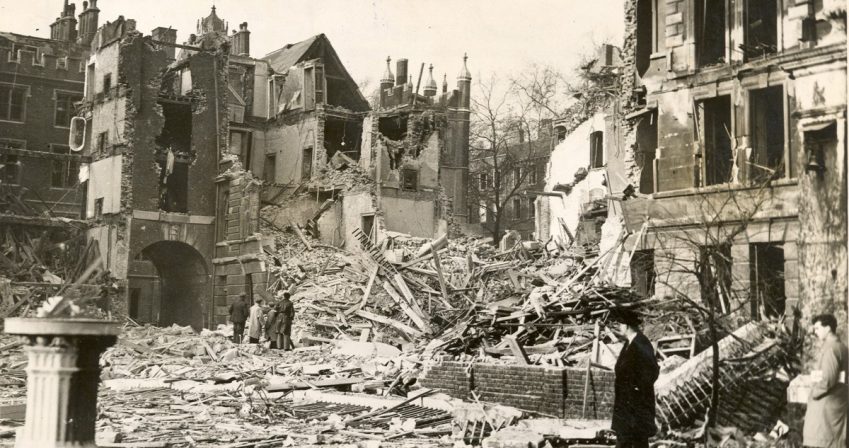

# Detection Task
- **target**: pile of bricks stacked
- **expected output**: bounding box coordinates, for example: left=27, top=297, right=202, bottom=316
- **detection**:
left=419, top=360, right=615, bottom=419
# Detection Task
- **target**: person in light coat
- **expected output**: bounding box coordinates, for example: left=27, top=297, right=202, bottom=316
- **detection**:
left=803, top=313, right=847, bottom=448
left=246, top=298, right=264, bottom=344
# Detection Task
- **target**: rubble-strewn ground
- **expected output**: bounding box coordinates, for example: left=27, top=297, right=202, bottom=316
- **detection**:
left=0, top=230, right=801, bottom=447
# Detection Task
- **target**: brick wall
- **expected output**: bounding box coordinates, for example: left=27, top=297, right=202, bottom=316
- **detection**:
left=419, top=361, right=615, bottom=419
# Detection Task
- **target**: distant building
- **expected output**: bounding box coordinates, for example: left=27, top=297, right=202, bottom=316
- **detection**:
left=0, top=0, right=97, bottom=218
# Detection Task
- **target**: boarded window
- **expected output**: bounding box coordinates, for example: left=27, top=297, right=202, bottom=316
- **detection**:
left=696, top=0, right=726, bottom=66
left=749, top=86, right=785, bottom=182
left=54, top=91, right=80, bottom=127
left=749, top=243, right=785, bottom=319
left=0, top=84, right=27, bottom=122
left=697, top=96, right=733, bottom=186
left=401, top=168, right=418, bottom=191
left=590, top=131, right=604, bottom=168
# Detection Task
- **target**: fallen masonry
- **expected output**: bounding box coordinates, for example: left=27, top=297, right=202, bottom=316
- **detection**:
left=0, top=226, right=802, bottom=447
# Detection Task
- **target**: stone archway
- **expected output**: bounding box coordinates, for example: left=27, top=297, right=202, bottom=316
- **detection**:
left=140, top=241, right=209, bottom=330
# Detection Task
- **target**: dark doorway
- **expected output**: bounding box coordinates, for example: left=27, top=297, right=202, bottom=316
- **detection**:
left=749, top=243, right=785, bottom=319
left=630, top=249, right=656, bottom=298
left=140, top=241, right=209, bottom=330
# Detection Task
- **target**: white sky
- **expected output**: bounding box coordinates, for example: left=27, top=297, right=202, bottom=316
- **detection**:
left=0, top=0, right=624, bottom=89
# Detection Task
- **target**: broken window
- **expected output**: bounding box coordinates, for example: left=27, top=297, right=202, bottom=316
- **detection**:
left=302, top=147, right=313, bottom=181
left=749, top=86, right=785, bottom=182
left=698, top=244, right=732, bottom=314
left=630, top=249, right=656, bottom=298
left=635, top=0, right=666, bottom=76
left=362, top=214, right=375, bottom=240
left=695, top=0, right=727, bottom=66
left=54, top=91, right=80, bottom=127
left=159, top=161, right=188, bottom=213
left=325, top=118, right=363, bottom=161
left=97, top=131, right=109, bottom=153
left=590, top=131, right=604, bottom=169
left=401, top=168, right=418, bottom=191
left=156, top=102, right=191, bottom=213
left=264, top=154, right=276, bottom=183
left=636, top=111, right=657, bottom=194
left=743, top=0, right=778, bottom=60
left=94, top=197, right=104, bottom=218
left=102, top=73, right=112, bottom=96
left=697, top=95, right=733, bottom=186
left=217, top=188, right=229, bottom=241
left=229, top=130, right=252, bottom=168
left=528, top=196, right=536, bottom=220
left=0, top=84, right=27, bottom=122
left=378, top=115, right=408, bottom=141
left=512, top=197, right=522, bottom=220
left=50, top=144, right=78, bottom=188
left=749, top=243, right=785, bottom=319
left=479, top=172, right=489, bottom=190
left=314, top=65, right=325, bottom=105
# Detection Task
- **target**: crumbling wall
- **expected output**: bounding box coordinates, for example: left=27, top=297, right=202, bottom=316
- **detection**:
left=419, top=361, right=615, bottom=419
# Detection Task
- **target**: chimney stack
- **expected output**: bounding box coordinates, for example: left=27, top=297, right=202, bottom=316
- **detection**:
left=152, top=27, right=178, bottom=60
left=50, top=0, right=78, bottom=43
left=77, top=0, right=99, bottom=46
left=396, top=58, right=408, bottom=87
left=231, top=22, right=250, bottom=56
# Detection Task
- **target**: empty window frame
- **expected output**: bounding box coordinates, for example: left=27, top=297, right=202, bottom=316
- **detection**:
left=698, top=243, right=733, bottom=314
left=401, top=168, right=418, bottom=191
left=749, top=86, right=786, bottom=182
left=361, top=214, right=375, bottom=240
left=635, top=0, right=667, bottom=76
left=54, top=91, right=80, bottom=127
left=636, top=111, right=658, bottom=194
left=0, top=84, right=27, bottom=122
left=590, top=131, right=604, bottom=169
left=696, top=95, right=733, bottom=186
left=301, top=147, right=313, bottom=181
left=695, top=0, right=727, bottom=67
left=749, top=243, right=785, bottom=319
left=512, top=197, right=522, bottom=220
left=630, top=249, right=656, bottom=298
left=264, top=153, right=276, bottom=183
left=50, top=144, right=78, bottom=188
left=743, top=0, right=778, bottom=60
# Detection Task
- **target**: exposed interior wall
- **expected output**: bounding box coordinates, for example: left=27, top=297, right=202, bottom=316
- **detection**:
left=341, top=191, right=378, bottom=248
left=265, top=114, right=318, bottom=184
left=86, top=155, right=123, bottom=216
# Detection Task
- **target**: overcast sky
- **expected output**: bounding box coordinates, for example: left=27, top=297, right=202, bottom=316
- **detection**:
left=0, top=0, right=624, bottom=88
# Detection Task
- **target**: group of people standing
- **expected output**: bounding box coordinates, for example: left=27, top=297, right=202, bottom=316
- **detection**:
left=228, top=291, right=295, bottom=350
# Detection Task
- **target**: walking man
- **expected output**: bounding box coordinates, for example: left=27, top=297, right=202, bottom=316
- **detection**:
left=611, top=309, right=659, bottom=448
left=278, top=292, right=295, bottom=351
left=246, top=297, right=264, bottom=344
left=803, top=313, right=847, bottom=448
left=228, top=294, right=249, bottom=344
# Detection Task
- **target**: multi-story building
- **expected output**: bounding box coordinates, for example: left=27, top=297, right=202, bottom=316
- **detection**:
left=616, top=0, right=846, bottom=329
left=0, top=1, right=97, bottom=218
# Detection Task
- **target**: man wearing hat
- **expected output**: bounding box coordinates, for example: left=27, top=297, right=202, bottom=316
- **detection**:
left=611, top=308, right=659, bottom=448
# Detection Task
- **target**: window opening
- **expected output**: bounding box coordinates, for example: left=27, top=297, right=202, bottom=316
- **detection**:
left=696, top=0, right=727, bottom=66
left=590, top=131, right=604, bottom=168
left=401, top=168, right=418, bottom=191
left=301, top=147, right=313, bottom=181
left=749, top=86, right=785, bottom=182
left=749, top=243, right=785, bottom=319
left=697, top=95, right=733, bottom=186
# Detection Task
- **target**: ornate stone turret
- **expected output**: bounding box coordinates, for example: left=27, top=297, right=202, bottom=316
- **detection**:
left=198, top=5, right=227, bottom=36
left=50, top=0, right=77, bottom=43
left=424, top=64, right=437, bottom=97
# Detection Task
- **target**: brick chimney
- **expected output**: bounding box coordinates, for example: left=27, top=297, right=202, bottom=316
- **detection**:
left=152, top=27, right=178, bottom=60
left=77, top=0, right=99, bottom=46
left=50, top=0, right=77, bottom=43
left=231, top=22, right=250, bottom=56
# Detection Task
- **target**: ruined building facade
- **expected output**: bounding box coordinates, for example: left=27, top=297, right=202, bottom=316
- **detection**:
left=617, top=0, right=846, bottom=330
left=0, top=1, right=98, bottom=218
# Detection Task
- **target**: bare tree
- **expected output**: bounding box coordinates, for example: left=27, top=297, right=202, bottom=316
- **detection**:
left=469, top=73, right=550, bottom=244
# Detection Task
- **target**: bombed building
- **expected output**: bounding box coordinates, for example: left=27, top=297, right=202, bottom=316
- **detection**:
left=615, top=0, right=846, bottom=331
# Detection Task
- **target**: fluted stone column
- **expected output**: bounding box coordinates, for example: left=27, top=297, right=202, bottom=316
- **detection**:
left=4, top=318, right=120, bottom=448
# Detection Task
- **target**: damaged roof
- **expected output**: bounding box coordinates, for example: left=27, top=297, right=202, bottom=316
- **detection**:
left=263, top=34, right=370, bottom=111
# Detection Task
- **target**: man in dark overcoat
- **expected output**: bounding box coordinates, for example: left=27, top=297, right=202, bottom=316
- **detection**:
left=611, top=309, right=659, bottom=448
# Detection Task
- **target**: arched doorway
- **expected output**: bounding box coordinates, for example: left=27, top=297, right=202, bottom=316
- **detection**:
left=138, top=241, right=209, bottom=330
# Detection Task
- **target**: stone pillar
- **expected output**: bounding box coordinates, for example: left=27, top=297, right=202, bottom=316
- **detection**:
left=4, top=318, right=120, bottom=448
